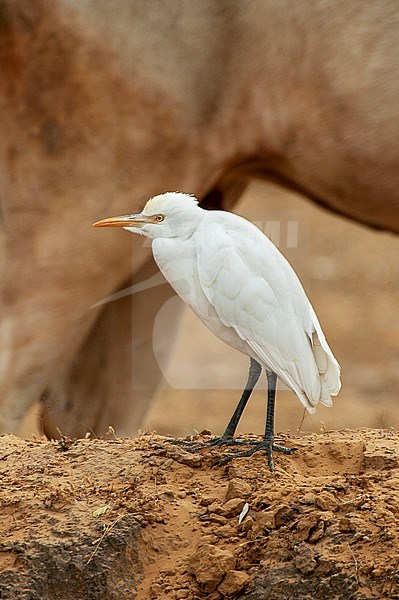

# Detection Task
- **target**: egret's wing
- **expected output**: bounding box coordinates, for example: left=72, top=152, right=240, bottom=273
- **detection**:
left=196, top=221, right=333, bottom=411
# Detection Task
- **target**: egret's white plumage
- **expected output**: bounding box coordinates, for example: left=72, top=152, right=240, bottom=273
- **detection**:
left=93, top=191, right=341, bottom=467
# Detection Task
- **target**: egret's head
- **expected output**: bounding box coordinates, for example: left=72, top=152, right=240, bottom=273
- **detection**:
left=92, top=192, right=203, bottom=239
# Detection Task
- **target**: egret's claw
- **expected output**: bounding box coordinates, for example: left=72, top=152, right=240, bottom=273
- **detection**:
left=166, top=435, right=258, bottom=452
left=167, top=438, right=199, bottom=448
left=272, top=443, right=297, bottom=455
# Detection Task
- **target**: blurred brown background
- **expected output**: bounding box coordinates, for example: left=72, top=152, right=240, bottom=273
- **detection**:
left=8, top=0, right=398, bottom=440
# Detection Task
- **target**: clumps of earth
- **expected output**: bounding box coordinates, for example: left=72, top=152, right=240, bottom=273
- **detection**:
left=0, top=428, right=399, bottom=599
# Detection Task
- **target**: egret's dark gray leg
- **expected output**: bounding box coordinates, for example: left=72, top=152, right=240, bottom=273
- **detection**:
left=221, top=357, right=262, bottom=438
left=169, top=357, right=262, bottom=449
left=264, top=370, right=297, bottom=466
left=264, top=370, right=277, bottom=439
left=218, top=370, right=296, bottom=471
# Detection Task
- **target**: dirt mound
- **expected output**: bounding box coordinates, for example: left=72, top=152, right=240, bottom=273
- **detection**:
left=1, top=429, right=398, bottom=599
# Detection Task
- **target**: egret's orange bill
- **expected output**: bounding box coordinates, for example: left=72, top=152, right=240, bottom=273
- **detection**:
left=92, top=214, right=146, bottom=228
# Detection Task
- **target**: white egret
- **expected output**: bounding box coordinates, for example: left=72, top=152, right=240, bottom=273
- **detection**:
left=93, top=192, right=341, bottom=470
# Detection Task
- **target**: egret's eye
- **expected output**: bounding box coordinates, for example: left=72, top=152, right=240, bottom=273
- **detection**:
left=155, top=214, right=165, bottom=222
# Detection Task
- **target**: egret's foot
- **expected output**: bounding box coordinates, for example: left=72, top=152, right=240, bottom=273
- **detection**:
left=167, top=437, right=200, bottom=449
left=166, top=435, right=257, bottom=452
left=166, top=436, right=219, bottom=451
left=216, top=438, right=297, bottom=472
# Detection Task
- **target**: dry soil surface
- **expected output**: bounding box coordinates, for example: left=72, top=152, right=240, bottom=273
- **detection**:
left=1, top=428, right=399, bottom=599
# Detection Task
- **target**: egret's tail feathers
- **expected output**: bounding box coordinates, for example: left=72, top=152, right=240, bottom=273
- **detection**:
left=311, top=329, right=341, bottom=408
left=296, top=389, right=317, bottom=414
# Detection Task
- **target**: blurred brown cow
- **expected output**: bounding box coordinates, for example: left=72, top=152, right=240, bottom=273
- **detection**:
left=1, top=0, right=398, bottom=436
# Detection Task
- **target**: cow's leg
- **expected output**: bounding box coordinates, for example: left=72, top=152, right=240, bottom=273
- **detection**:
left=41, top=256, right=182, bottom=438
